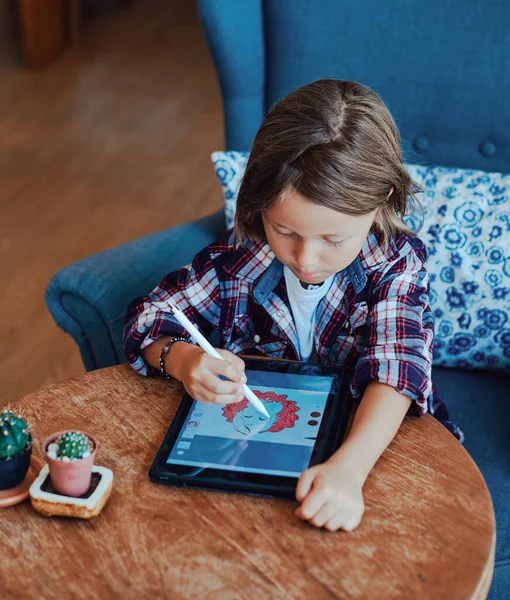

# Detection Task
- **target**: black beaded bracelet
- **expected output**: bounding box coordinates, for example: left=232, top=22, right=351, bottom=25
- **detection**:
left=159, top=337, right=193, bottom=380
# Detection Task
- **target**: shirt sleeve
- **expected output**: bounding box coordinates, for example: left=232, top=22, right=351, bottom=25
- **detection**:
left=351, top=238, right=433, bottom=415
left=123, top=245, right=222, bottom=376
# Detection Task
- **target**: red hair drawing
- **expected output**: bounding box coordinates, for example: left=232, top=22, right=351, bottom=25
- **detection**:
left=222, top=390, right=299, bottom=434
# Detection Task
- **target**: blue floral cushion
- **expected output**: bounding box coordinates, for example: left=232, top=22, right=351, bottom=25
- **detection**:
left=211, top=151, right=248, bottom=231
left=405, top=165, right=509, bottom=371
left=211, top=151, right=510, bottom=371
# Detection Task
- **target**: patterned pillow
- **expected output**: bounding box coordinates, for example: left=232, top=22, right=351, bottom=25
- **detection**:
left=211, top=151, right=248, bottom=230
left=404, top=165, right=509, bottom=371
left=211, top=151, right=510, bottom=371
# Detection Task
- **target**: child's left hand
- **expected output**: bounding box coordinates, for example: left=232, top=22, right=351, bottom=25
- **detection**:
left=295, top=455, right=365, bottom=532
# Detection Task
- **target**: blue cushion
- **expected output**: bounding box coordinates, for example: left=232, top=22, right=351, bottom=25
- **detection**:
left=405, top=165, right=510, bottom=372
left=45, top=210, right=226, bottom=370
left=199, top=0, right=510, bottom=173
left=198, top=0, right=265, bottom=151
left=433, top=368, right=510, bottom=597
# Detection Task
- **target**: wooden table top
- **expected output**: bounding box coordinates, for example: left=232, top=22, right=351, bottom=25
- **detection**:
left=2, top=365, right=495, bottom=600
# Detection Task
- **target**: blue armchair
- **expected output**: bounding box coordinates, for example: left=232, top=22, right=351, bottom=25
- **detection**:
left=45, top=1, right=509, bottom=595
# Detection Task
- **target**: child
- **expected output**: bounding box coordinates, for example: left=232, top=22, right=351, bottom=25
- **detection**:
left=124, top=79, right=460, bottom=533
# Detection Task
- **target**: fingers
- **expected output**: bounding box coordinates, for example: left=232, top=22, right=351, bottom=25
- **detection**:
left=295, top=469, right=364, bottom=532
left=324, top=512, right=363, bottom=533
left=295, top=474, right=329, bottom=520
left=295, top=467, right=317, bottom=503
left=298, top=501, right=364, bottom=532
left=201, top=360, right=245, bottom=402
left=185, top=348, right=247, bottom=405
left=215, top=349, right=247, bottom=383
left=217, top=348, right=246, bottom=371
left=188, top=382, right=244, bottom=405
left=307, top=500, right=339, bottom=529
left=209, top=356, right=243, bottom=383
left=204, top=375, right=242, bottom=396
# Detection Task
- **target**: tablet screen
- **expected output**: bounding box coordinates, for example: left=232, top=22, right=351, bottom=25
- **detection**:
left=165, top=369, right=335, bottom=478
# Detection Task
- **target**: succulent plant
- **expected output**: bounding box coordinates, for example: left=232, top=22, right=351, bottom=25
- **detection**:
left=56, top=431, right=93, bottom=460
left=0, top=410, right=31, bottom=461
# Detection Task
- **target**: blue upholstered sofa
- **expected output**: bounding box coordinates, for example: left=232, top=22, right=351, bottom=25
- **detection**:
left=45, top=1, right=509, bottom=596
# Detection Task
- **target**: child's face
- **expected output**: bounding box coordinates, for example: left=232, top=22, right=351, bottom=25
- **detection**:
left=262, top=188, right=377, bottom=284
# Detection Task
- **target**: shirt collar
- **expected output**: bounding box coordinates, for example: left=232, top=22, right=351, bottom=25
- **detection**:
left=361, top=231, right=402, bottom=268
left=223, top=230, right=401, bottom=301
left=222, top=234, right=275, bottom=284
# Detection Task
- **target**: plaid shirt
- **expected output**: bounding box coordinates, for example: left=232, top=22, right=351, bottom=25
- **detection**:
left=124, top=229, right=461, bottom=439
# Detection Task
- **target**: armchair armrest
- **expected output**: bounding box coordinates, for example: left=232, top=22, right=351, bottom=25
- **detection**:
left=45, top=210, right=226, bottom=371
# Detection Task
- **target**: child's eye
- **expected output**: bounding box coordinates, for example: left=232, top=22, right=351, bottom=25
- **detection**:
left=325, top=239, right=344, bottom=248
left=272, top=226, right=294, bottom=238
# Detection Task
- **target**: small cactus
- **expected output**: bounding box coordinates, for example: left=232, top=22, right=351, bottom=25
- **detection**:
left=0, top=410, right=31, bottom=460
left=57, top=431, right=93, bottom=460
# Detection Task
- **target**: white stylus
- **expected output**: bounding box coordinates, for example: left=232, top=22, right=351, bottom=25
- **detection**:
left=169, top=304, right=270, bottom=419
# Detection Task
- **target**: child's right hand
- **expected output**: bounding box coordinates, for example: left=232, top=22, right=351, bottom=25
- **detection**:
left=172, top=343, right=247, bottom=405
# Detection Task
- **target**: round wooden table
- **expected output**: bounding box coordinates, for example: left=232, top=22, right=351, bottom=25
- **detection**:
left=1, top=365, right=495, bottom=599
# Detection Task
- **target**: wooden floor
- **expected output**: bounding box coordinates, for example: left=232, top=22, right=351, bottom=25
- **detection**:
left=0, top=0, right=224, bottom=408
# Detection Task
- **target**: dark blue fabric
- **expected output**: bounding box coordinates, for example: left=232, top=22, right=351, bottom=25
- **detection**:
left=45, top=210, right=226, bottom=371
left=433, top=368, right=510, bottom=598
left=199, top=0, right=509, bottom=172
left=198, top=0, right=265, bottom=150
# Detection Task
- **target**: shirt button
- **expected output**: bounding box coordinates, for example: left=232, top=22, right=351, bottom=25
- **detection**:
left=276, top=309, right=285, bottom=318
left=253, top=334, right=261, bottom=343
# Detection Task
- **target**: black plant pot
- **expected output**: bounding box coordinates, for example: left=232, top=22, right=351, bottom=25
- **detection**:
left=0, top=440, right=32, bottom=490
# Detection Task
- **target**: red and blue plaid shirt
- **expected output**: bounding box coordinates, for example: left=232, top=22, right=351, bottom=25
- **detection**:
left=124, top=229, right=461, bottom=440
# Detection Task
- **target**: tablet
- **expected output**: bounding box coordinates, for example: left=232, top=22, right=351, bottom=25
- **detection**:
left=150, top=358, right=353, bottom=498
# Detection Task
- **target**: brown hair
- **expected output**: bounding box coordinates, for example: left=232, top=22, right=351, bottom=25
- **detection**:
left=235, top=79, right=421, bottom=246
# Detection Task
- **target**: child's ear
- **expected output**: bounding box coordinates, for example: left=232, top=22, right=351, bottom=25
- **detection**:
left=387, top=186, right=395, bottom=198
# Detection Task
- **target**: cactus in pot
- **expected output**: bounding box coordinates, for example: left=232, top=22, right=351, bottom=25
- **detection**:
left=44, top=430, right=98, bottom=497
left=0, top=410, right=33, bottom=490
left=53, top=431, right=93, bottom=461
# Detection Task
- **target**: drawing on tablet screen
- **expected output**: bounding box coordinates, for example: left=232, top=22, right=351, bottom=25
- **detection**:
left=221, top=390, right=299, bottom=436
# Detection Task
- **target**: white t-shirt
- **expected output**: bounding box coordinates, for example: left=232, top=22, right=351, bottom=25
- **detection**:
left=283, top=266, right=334, bottom=361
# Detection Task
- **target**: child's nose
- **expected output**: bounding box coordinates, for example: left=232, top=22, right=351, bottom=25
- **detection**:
left=295, top=241, right=318, bottom=269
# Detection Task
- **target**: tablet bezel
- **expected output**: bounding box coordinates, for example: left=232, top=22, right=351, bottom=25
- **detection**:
left=149, top=358, right=353, bottom=498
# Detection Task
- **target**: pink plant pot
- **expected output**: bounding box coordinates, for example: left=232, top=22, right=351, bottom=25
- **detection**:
left=43, top=431, right=98, bottom=497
